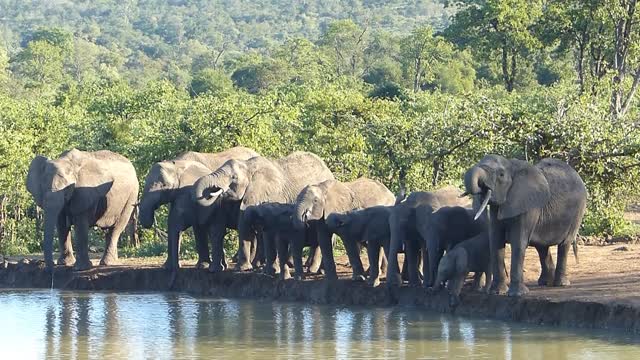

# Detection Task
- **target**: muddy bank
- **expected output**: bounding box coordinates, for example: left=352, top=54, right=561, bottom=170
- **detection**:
left=1, top=260, right=639, bottom=334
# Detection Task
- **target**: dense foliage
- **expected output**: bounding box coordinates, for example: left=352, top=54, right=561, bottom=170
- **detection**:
left=0, top=0, right=639, bottom=257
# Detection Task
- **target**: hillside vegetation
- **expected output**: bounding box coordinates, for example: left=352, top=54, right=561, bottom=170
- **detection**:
left=0, top=0, right=639, bottom=256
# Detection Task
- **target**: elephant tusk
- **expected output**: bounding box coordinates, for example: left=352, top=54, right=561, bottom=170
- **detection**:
left=206, top=188, right=224, bottom=199
left=474, top=189, right=492, bottom=221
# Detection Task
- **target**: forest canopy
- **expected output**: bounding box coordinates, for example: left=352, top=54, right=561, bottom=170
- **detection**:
left=0, top=0, right=639, bottom=256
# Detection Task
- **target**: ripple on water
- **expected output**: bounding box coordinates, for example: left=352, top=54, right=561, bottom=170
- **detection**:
left=0, top=289, right=639, bottom=360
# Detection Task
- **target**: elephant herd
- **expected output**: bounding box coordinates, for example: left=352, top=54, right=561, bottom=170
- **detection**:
left=26, top=147, right=587, bottom=303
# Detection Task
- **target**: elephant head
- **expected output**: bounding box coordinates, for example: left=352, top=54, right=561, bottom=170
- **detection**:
left=139, top=162, right=180, bottom=228
left=139, top=160, right=211, bottom=228
left=193, top=159, right=251, bottom=207
left=464, top=155, right=551, bottom=221
left=26, top=152, right=112, bottom=268
left=294, top=180, right=352, bottom=229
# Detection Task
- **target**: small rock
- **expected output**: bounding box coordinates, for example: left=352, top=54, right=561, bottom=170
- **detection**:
left=613, top=246, right=630, bottom=251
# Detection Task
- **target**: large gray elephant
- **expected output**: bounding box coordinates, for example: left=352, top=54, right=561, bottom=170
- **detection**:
left=326, top=206, right=392, bottom=287
left=386, top=186, right=470, bottom=287
left=294, top=178, right=396, bottom=281
left=192, top=151, right=334, bottom=271
left=420, top=205, right=487, bottom=288
left=138, top=147, right=258, bottom=271
left=244, top=202, right=321, bottom=280
left=26, top=149, right=138, bottom=271
left=464, top=155, right=587, bottom=296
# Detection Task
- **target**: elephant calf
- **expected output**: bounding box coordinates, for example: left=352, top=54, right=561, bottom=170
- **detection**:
left=326, top=206, right=391, bottom=287
left=244, top=203, right=321, bottom=280
left=432, top=231, right=491, bottom=307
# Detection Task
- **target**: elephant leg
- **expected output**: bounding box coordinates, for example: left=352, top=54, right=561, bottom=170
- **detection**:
left=553, top=241, right=571, bottom=286
left=101, top=215, right=128, bottom=266
left=193, top=225, right=211, bottom=270
left=489, top=207, right=508, bottom=294
left=344, top=236, right=366, bottom=282
left=535, top=245, right=555, bottom=286
left=317, top=223, right=337, bottom=280
left=263, top=232, right=278, bottom=276
left=366, top=240, right=381, bottom=287
left=425, top=234, right=443, bottom=288
left=72, top=217, right=92, bottom=271
left=405, top=238, right=421, bottom=287
left=506, top=212, right=538, bottom=297
left=379, top=249, right=387, bottom=278
left=447, top=272, right=468, bottom=307
left=234, top=215, right=254, bottom=271
left=292, top=236, right=305, bottom=280
left=277, top=235, right=291, bottom=280
left=471, top=272, right=484, bottom=291
left=56, top=214, right=75, bottom=266
left=209, top=219, right=227, bottom=273
left=386, top=220, right=404, bottom=287
left=163, top=208, right=182, bottom=270
left=252, top=233, right=264, bottom=269
left=308, top=245, right=322, bottom=274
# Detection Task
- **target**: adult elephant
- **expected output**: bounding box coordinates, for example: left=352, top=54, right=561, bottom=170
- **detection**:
left=294, top=178, right=396, bottom=281
left=464, top=155, right=587, bottom=296
left=386, top=186, right=470, bottom=287
left=138, top=147, right=259, bottom=271
left=26, top=149, right=138, bottom=271
left=193, top=152, right=334, bottom=271
left=420, top=205, right=487, bottom=288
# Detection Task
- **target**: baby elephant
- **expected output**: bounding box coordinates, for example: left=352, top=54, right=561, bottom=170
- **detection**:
left=326, top=206, right=391, bottom=287
left=432, top=231, right=491, bottom=307
left=243, top=203, right=320, bottom=280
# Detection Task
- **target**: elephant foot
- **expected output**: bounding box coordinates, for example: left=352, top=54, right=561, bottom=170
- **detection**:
left=367, top=277, right=380, bottom=287
left=489, top=280, right=509, bottom=295
left=100, top=254, right=119, bottom=267
left=507, top=283, right=530, bottom=297
left=73, top=260, right=93, bottom=271
left=553, top=276, right=570, bottom=287
left=352, top=273, right=366, bottom=282
left=537, top=273, right=554, bottom=286
left=162, top=259, right=180, bottom=271
left=195, top=260, right=211, bottom=270
left=386, top=273, right=403, bottom=287
left=408, top=280, right=422, bottom=288
left=323, top=272, right=339, bottom=281
left=208, top=262, right=224, bottom=273
left=294, top=273, right=304, bottom=281
left=57, top=254, right=76, bottom=266
left=234, top=261, right=253, bottom=272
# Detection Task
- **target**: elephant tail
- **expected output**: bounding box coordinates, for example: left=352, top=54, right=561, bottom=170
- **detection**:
left=572, top=237, right=579, bottom=264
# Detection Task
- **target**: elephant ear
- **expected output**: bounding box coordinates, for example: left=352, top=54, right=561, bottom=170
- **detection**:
left=26, top=156, right=48, bottom=207
left=498, top=163, right=551, bottom=220
left=69, top=159, right=114, bottom=213
left=240, top=166, right=286, bottom=210
left=323, top=181, right=356, bottom=216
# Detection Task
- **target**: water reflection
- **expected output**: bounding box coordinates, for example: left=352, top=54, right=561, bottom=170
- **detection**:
left=0, top=290, right=639, bottom=359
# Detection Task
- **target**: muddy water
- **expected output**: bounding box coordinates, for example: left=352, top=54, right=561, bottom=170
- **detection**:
left=0, top=290, right=638, bottom=360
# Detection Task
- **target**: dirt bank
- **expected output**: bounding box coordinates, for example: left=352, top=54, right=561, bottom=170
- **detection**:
left=1, top=244, right=640, bottom=334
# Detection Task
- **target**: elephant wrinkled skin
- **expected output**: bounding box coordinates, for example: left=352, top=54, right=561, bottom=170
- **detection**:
left=294, top=178, right=396, bottom=281
left=26, top=149, right=138, bottom=271
left=193, top=151, right=334, bottom=272
left=138, top=147, right=259, bottom=271
left=464, top=155, right=587, bottom=297
left=386, top=186, right=470, bottom=288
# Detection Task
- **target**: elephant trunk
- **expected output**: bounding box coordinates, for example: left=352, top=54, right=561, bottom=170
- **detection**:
left=293, top=200, right=311, bottom=230
left=464, top=166, right=492, bottom=220
left=138, top=196, right=157, bottom=229
left=193, top=171, right=229, bottom=207
left=43, top=201, right=63, bottom=269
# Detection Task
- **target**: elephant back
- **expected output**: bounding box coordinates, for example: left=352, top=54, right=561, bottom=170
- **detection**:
left=345, top=178, right=396, bottom=209
left=175, top=147, right=259, bottom=171
left=276, top=151, right=335, bottom=199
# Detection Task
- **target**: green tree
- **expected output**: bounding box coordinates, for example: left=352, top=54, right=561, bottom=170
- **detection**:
left=190, top=68, right=234, bottom=97
left=320, top=20, right=368, bottom=77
